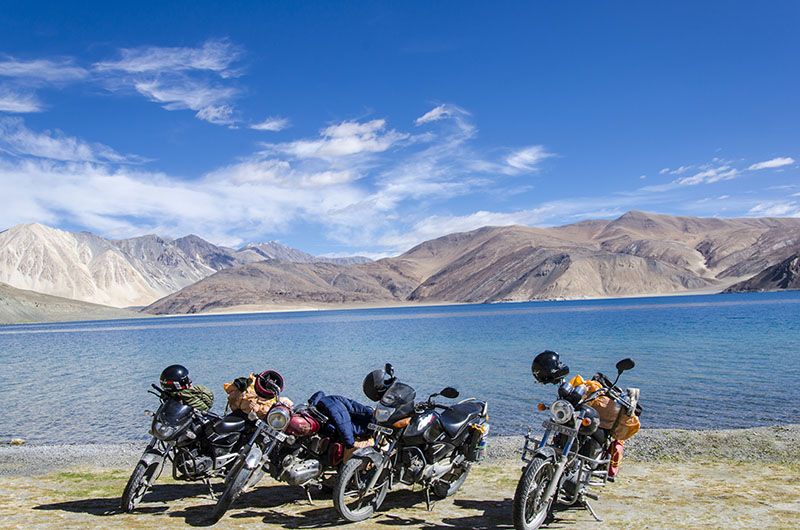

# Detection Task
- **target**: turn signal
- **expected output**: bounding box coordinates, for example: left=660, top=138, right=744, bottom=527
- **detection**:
left=393, top=417, right=411, bottom=428
left=537, top=403, right=547, bottom=411
left=582, top=418, right=592, bottom=427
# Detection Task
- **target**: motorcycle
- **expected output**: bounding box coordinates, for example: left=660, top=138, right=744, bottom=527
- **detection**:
left=120, top=384, right=254, bottom=512
left=209, top=381, right=356, bottom=522
left=512, top=355, right=642, bottom=530
left=332, top=363, right=489, bottom=522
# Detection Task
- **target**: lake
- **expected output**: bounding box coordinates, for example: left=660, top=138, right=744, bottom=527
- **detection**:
left=1, top=291, right=799, bottom=444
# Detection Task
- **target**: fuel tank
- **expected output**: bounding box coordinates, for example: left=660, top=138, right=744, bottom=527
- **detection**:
left=285, top=411, right=322, bottom=437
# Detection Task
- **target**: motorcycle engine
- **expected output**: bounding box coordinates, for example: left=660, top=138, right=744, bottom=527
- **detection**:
left=281, top=454, right=323, bottom=486
left=401, top=447, right=426, bottom=482
left=174, top=450, right=213, bottom=478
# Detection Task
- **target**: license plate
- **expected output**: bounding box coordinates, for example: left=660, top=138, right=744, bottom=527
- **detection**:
left=542, top=420, right=577, bottom=437
left=256, top=419, right=287, bottom=442
left=367, top=423, right=393, bottom=435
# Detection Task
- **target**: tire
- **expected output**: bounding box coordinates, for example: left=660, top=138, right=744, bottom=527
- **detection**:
left=432, top=462, right=472, bottom=499
left=120, top=461, right=159, bottom=513
left=512, top=456, right=556, bottom=530
left=333, top=456, right=389, bottom=522
left=210, top=459, right=254, bottom=523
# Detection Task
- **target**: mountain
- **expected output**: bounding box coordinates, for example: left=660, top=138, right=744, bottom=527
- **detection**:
left=240, top=242, right=372, bottom=265
left=0, top=281, right=139, bottom=324
left=0, top=223, right=372, bottom=308
left=723, top=253, right=800, bottom=293
left=144, top=211, right=800, bottom=315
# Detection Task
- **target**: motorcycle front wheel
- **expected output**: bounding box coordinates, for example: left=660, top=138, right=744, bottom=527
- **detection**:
left=512, top=456, right=556, bottom=530
left=432, top=462, right=472, bottom=498
left=333, top=456, right=389, bottom=522
left=120, top=460, right=160, bottom=512
left=210, top=458, right=255, bottom=523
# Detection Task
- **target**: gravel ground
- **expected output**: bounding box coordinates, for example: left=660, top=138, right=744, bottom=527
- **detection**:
left=2, top=424, right=798, bottom=477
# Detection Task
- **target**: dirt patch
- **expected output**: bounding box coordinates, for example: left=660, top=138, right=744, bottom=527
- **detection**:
left=2, top=459, right=798, bottom=529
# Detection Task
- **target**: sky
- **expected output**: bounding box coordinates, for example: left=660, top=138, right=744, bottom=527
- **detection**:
left=0, top=1, right=798, bottom=258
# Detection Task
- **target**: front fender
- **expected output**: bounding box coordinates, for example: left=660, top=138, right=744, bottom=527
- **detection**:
left=138, top=439, right=168, bottom=467
left=352, top=446, right=386, bottom=467
left=530, top=446, right=558, bottom=462
left=244, top=444, right=264, bottom=470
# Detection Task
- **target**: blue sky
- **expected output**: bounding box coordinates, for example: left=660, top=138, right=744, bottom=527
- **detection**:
left=0, top=1, right=797, bottom=257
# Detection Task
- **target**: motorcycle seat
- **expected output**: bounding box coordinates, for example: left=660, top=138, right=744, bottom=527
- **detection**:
left=214, top=411, right=247, bottom=434
left=440, top=401, right=485, bottom=438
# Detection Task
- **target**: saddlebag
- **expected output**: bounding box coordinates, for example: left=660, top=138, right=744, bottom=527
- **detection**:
left=464, top=422, right=489, bottom=462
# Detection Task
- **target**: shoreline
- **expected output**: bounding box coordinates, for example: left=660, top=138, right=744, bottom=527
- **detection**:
left=2, top=424, right=797, bottom=477
left=5, top=288, right=796, bottom=327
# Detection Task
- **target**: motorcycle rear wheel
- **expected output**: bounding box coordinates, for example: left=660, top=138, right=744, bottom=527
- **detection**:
left=333, top=456, right=389, bottom=522
left=512, top=456, right=556, bottom=530
left=210, top=458, right=253, bottom=523
left=120, top=461, right=159, bottom=512
left=432, top=462, right=472, bottom=498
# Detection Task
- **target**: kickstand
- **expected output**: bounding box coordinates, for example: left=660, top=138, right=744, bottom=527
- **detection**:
left=204, top=478, right=217, bottom=500
left=305, top=487, right=315, bottom=505
left=584, top=500, right=602, bottom=522
left=424, top=487, right=433, bottom=511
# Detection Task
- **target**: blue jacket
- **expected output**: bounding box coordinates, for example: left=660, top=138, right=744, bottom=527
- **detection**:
left=307, top=391, right=374, bottom=448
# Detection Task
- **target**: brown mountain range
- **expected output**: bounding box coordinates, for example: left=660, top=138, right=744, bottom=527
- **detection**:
left=144, top=211, right=800, bottom=314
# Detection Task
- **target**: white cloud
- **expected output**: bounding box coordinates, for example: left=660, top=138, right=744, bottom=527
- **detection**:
left=133, top=79, right=238, bottom=124
left=267, top=118, right=409, bottom=158
left=0, top=57, right=88, bottom=82
left=93, top=39, right=242, bottom=76
left=0, top=88, right=42, bottom=113
left=415, top=104, right=452, bottom=125
left=659, top=167, right=669, bottom=175
left=747, top=201, right=800, bottom=218
left=676, top=165, right=739, bottom=186
left=250, top=117, right=290, bottom=131
left=505, top=145, right=553, bottom=172
left=747, top=157, right=795, bottom=171
left=0, top=117, right=133, bottom=163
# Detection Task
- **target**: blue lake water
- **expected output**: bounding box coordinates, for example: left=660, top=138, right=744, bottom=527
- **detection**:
left=1, top=291, right=799, bottom=444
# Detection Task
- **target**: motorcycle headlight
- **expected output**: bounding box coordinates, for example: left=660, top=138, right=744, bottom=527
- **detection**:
left=374, top=405, right=395, bottom=423
left=152, top=422, right=175, bottom=440
left=267, top=407, right=291, bottom=431
left=549, top=399, right=574, bottom=425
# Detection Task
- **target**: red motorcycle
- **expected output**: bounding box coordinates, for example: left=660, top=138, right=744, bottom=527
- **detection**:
left=210, top=373, right=366, bottom=523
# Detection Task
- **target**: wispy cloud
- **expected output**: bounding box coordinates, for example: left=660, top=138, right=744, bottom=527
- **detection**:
left=505, top=145, right=554, bottom=173
left=0, top=117, right=136, bottom=163
left=748, top=157, right=795, bottom=171
left=0, top=87, right=42, bottom=113
left=676, top=165, right=740, bottom=186
left=265, top=119, right=409, bottom=159
left=250, top=117, right=290, bottom=131
left=747, top=201, right=800, bottom=218
left=93, top=39, right=242, bottom=77
left=0, top=57, right=88, bottom=82
left=4, top=40, right=248, bottom=126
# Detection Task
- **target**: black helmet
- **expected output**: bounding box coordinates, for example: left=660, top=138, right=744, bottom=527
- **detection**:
left=531, top=350, right=569, bottom=384
left=254, top=370, right=284, bottom=399
left=161, top=364, right=191, bottom=391
left=362, top=365, right=396, bottom=402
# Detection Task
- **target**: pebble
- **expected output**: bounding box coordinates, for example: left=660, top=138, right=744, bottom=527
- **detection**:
left=1, top=425, right=797, bottom=477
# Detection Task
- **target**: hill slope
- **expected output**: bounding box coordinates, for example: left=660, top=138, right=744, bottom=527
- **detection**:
left=144, top=211, right=800, bottom=314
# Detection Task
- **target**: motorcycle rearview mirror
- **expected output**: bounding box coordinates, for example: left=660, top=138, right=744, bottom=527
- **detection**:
left=440, top=387, right=459, bottom=399
left=385, top=363, right=394, bottom=377
left=611, top=358, right=635, bottom=387
left=616, top=358, right=635, bottom=373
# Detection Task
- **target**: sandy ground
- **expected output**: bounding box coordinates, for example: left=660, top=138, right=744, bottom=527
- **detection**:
left=1, top=427, right=799, bottom=529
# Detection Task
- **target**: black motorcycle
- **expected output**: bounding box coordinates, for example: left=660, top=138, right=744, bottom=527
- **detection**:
left=512, top=356, right=642, bottom=530
left=120, top=384, right=254, bottom=512
left=332, top=364, right=489, bottom=522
